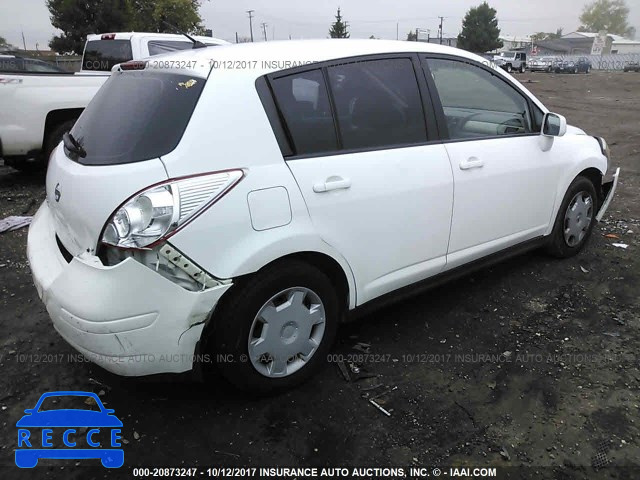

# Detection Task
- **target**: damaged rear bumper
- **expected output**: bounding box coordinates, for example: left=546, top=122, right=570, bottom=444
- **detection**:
left=26, top=202, right=232, bottom=376
left=596, top=167, right=620, bottom=222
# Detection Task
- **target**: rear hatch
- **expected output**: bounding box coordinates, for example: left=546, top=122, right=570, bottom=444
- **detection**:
left=46, top=66, right=208, bottom=256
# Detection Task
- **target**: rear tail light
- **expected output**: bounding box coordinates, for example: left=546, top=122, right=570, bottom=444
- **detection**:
left=120, top=61, right=147, bottom=71
left=101, top=34, right=116, bottom=40
left=101, top=170, right=244, bottom=249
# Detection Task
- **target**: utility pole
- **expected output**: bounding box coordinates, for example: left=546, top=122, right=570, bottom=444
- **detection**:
left=415, top=28, right=419, bottom=42
left=438, top=16, right=444, bottom=44
left=246, top=10, right=255, bottom=42
left=396, top=22, right=399, bottom=41
left=261, top=22, right=268, bottom=42
left=21, top=30, right=27, bottom=50
left=235, top=32, right=239, bottom=44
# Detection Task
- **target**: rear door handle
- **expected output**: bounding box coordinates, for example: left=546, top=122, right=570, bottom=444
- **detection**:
left=459, top=157, right=484, bottom=170
left=313, top=176, right=351, bottom=193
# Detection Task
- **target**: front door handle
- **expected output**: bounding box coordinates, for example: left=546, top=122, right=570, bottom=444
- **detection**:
left=313, top=176, right=351, bottom=193
left=459, top=157, right=484, bottom=170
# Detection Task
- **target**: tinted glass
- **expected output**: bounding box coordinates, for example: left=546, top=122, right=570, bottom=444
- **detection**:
left=271, top=69, right=338, bottom=156
left=83, top=40, right=133, bottom=71
left=23, top=58, right=67, bottom=73
left=327, top=58, right=427, bottom=150
left=428, top=58, right=534, bottom=140
left=0, top=57, right=24, bottom=72
left=147, top=40, right=194, bottom=56
left=70, top=71, right=205, bottom=165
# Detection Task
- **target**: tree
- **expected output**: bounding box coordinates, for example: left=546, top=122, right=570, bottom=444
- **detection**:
left=47, top=0, right=131, bottom=54
left=531, top=28, right=563, bottom=42
left=127, top=0, right=204, bottom=34
left=47, top=0, right=204, bottom=55
left=457, top=2, right=503, bottom=53
left=329, top=8, right=350, bottom=38
left=0, top=36, right=7, bottom=46
left=578, top=0, right=634, bottom=37
left=406, top=30, right=418, bottom=41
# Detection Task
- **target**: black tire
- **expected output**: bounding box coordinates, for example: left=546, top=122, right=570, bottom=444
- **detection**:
left=506, top=64, right=512, bottom=73
left=44, top=120, right=76, bottom=164
left=14, top=119, right=77, bottom=173
left=520, top=64, right=525, bottom=73
left=203, top=260, right=340, bottom=393
left=546, top=176, right=599, bottom=258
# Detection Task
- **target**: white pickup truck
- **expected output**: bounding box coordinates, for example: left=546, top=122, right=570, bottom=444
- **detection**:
left=0, top=32, right=227, bottom=171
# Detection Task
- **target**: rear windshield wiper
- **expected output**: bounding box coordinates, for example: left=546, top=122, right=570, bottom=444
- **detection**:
left=63, top=132, right=87, bottom=158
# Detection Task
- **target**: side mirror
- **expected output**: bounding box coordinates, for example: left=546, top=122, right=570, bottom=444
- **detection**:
left=542, top=113, right=567, bottom=137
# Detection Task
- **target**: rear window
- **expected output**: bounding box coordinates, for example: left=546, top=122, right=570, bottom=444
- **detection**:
left=83, top=40, right=133, bottom=71
left=70, top=71, right=205, bottom=165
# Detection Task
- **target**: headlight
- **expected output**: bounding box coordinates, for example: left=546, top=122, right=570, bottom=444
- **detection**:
left=101, top=170, right=244, bottom=249
left=595, top=136, right=610, bottom=160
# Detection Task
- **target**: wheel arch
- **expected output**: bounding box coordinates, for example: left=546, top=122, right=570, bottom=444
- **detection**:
left=231, top=250, right=355, bottom=315
left=43, top=108, right=83, bottom=145
left=545, top=161, right=605, bottom=237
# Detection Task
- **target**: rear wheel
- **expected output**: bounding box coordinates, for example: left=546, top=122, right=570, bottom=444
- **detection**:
left=520, top=64, right=525, bottom=73
left=12, top=119, right=76, bottom=173
left=547, top=176, right=598, bottom=258
left=204, top=260, right=340, bottom=393
left=44, top=120, right=76, bottom=165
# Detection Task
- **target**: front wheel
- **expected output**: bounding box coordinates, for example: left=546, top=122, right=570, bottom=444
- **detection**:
left=506, top=64, right=513, bottom=73
left=204, top=260, right=340, bottom=393
left=546, top=176, right=598, bottom=258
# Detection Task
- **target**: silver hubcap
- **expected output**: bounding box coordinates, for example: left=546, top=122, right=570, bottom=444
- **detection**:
left=248, top=287, right=326, bottom=378
left=564, top=191, right=593, bottom=247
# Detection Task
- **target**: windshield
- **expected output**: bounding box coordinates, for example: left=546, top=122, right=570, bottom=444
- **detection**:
left=70, top=70, right=206, bottom=165
left=38, top=395, right=101, bottom=412
left=500, top=52, right=516, bottom=58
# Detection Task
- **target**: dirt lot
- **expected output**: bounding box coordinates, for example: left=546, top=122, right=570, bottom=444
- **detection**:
left=0, top=71, right=639, bottom=479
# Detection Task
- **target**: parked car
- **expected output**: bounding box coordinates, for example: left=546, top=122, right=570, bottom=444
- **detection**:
left=0, top=54, right=68, bottom=73
left=0, top=32, right=228, bottom=172
left=623, top=61, right=640, bottom=72
left=27, top=40, right=619, bottom=393
left=493, top=51, right=527, bottom=73
left=528, top=56, right=557, bottom=73
left=555, top=57, right=592, bottom=74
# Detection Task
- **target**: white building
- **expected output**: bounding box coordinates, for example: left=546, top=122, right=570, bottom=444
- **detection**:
left=496, top=35, right=532, bottom=52
left=562, top=31, right=640, bottom=54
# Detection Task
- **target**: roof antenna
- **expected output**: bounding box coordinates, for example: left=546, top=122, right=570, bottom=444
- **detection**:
left=160, top=20, right=207, bottom=49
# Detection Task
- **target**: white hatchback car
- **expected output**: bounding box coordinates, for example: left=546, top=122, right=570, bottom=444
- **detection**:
left=28, top=40, right=619, bottom=392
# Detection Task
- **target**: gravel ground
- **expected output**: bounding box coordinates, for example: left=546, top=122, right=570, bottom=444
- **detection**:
left=0, top=71, right=638, bottom=479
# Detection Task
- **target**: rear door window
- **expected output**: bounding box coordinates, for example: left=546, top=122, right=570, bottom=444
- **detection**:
left=70, top=71, right=205, bottom=165
left=83, top=40, right=133, bottom=71
left=271, top=69, right=338, bottom=156
left=327, top=58, right=427, bottom=150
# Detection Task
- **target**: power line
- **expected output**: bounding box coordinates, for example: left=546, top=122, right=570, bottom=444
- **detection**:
left=246, top=10, right=255, bottom=42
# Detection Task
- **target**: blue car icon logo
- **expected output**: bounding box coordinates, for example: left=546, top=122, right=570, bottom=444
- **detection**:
left=15, top=391, right=124, bottom=468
